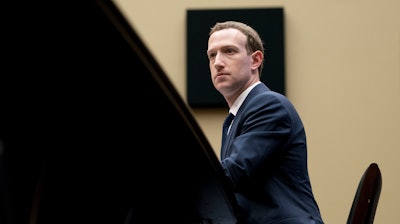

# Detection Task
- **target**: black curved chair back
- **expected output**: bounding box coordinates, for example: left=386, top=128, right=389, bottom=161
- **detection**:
left=347, top=163, right=382, bottom=224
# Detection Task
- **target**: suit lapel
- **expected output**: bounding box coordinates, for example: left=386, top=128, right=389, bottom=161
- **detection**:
left=221, top=83, right=271, bottom=159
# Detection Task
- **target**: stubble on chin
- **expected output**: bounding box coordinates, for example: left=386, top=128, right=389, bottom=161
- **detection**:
left=215, top=80, right=232, bottom=96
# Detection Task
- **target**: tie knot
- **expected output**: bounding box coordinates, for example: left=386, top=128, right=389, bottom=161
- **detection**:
left=222, top=113, right=235, bottom=146
left=223, top=113, right=235, bottom=128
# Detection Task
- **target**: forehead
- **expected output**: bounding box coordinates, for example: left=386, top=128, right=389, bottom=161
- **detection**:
left=208, top=28, right=247, bottom=50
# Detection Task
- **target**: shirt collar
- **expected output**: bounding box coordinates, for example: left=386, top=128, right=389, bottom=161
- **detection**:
left=229, top=81, right=261, bottom=116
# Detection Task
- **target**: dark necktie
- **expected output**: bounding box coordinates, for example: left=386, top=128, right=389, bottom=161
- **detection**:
left=222, top=113, right=235, bottom=146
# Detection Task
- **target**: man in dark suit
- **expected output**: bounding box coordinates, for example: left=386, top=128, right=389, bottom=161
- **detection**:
left=207, top=21, right=324, bottom=224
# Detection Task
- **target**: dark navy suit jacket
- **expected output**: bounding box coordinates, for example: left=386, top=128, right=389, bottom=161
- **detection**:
left=221, top=83, right=324, bottom=224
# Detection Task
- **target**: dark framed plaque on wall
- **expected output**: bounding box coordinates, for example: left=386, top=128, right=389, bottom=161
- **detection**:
left=186, top=8, right=285, bottom=108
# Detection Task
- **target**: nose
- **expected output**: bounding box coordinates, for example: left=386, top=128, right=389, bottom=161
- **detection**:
left=213, top=53, right=224, bottom=69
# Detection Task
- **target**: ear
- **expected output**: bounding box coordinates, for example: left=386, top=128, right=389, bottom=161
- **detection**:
left=251, top=50, right=263, bottom=71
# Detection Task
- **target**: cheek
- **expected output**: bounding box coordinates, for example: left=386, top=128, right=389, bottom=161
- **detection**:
left=209, top=69, right=216, bottom=84
left=238, top=58, right=253, bottom=72
left=209, top=65, right=216, bottom=76
left=208, top=62, right=213, bottom=72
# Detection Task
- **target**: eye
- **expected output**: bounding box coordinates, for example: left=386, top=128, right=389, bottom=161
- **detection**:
left=225, top=48, right=236, bottom=54
left=208, top=52, right=216, bottom=59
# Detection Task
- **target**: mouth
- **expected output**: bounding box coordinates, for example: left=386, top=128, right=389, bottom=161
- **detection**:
left=216, top=72, right=227, bottom=77
left=215, top=73, right=229, bottom=83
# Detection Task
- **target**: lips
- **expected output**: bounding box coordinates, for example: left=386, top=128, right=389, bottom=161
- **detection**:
left=217, top=72, right=227, bottom=77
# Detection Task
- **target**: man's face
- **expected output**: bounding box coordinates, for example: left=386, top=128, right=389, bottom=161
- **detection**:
left=207, top=28, right=257, bottom=98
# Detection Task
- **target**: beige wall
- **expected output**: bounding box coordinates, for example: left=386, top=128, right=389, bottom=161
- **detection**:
left=114, top=0, right=400, bottom=223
